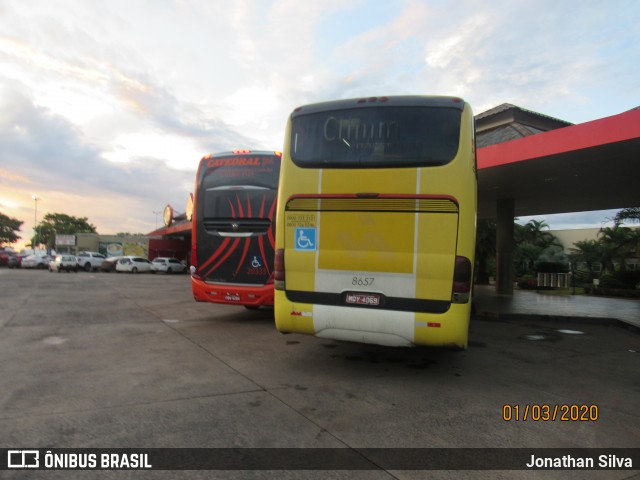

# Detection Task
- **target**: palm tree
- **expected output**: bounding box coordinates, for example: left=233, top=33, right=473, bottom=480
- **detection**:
left=569, top=239, right=603, bottom=281
left=614, top=207, right=640, bottom=226
left=517, top=219, right=558, bottom=248
left=514, top=219, right=561, bottom=275
left=598, top=226, right=635, bottom=273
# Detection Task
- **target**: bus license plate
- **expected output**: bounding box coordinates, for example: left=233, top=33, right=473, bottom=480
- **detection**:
left=345, top=292, right=380, bottom=306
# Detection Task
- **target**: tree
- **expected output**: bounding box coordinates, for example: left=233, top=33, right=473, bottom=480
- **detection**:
left=515, top=242, right=542, bottom=276
left=614, top=207, right=640, bottom=226
left=516, top=219, right=558, bottom=249
left=475, top=219, right=496, bottom=284
left=534, top=245, right=570, bottom=273
left=598, top=225, right=637, bottom=273
left=569, top=239, right=603, bottom=280
left=34, top=213, right=97, bottom=250
left=513, top=219, right=561, bottom=276
left=0, top=212, right=23, bottom=246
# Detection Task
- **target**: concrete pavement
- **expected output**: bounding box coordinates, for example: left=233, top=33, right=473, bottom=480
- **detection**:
left=0, top=269, right=638, bottom=480
left=474, top=285, right=640, bottom=330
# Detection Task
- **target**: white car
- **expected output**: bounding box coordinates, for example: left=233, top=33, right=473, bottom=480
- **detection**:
left=76, top=251, right=106, bottom=272
left=21, top=254, right=53, bottom=269
left=115, top=256, right=152, bottom=273
left=150, top=257, right=187, bottom=274
left=49, top=255, right=78, bottom=273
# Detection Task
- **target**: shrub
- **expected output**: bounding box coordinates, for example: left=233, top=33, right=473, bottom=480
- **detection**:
left=517, top=275, right=537, bottom=289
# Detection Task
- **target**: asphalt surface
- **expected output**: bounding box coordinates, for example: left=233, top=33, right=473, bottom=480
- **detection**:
left=0, top=268, right=638, bottom=480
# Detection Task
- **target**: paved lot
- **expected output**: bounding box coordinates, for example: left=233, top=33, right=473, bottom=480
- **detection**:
left=0, top=269, right=638, bottom=479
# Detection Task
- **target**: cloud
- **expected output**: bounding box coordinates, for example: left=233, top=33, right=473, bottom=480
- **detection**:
left=0, top=86, right=194, bottom=232
left=111, top=74, right=255, bottom=153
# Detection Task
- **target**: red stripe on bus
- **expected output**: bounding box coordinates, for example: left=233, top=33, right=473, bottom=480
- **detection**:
left=204, top=238, right=241, bottom=278
left=199, top=237, right=231, bottom=272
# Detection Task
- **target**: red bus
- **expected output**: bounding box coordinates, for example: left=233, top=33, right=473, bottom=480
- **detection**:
left=191, top=150, right=282, bottom=308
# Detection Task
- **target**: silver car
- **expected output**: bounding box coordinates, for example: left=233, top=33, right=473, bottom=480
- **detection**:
left=115, top=256, right=152, bottom=274
left=49, top=255, right=79, bottom=273
left=150, top=257, right=187, bottom=274
left=21, top=254, right=53, bottom=269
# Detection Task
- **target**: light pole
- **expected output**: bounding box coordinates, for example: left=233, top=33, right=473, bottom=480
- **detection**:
left=32, top=195, right=40, bottom=249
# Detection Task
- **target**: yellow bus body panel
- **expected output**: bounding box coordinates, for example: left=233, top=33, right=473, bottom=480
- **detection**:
left=318, top=211, right=415, bottom=274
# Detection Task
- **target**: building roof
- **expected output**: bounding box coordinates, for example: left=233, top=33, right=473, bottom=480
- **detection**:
left=476, top=103, right=573, bottom=148
left=477, top=106, right=640, bottom=218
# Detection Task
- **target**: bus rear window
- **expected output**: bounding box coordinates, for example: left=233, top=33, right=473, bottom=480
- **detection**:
left=291, top=107, right=461, bottom=168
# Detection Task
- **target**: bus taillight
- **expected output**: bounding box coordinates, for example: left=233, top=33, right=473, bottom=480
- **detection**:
left=190, top=245, right=202, bottom=279
left=274, top=249, right=285, bottom=290
left=452, top=255, right=472, bottom=303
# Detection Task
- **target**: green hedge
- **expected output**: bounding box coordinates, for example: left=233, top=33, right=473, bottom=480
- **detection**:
left=583, top=286, right=640, bottom=299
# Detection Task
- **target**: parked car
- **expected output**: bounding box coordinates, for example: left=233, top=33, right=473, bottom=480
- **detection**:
left=115, top=256, right=152, bottom=273
left=49, top=255, right=79, bottom=273
left=77, top=251, right=106, bottom=272
left=99, top=256, right=122, bottom=272
left=150, top=257, right=187, bottom=274
left=21, top=254, right=53, bottom=269
left=0, top=249, right=13, bottom=267
left=7, top=254, right=22, bottom=269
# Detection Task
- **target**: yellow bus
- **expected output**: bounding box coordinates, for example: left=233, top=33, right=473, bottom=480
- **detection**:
left=274, top=96, right=476, bottom=348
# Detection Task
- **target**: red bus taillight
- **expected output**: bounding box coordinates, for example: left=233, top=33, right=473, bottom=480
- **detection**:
left=190, top=244, right=202, bottom=279
left=452, top=255, right=472, bottom=303
left=274, top=249, right=285, bottom=290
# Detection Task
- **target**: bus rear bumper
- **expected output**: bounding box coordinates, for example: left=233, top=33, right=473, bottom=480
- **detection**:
left=192, top=278, right=274, bottom=307
left=275, top=292, right=470, bottom=349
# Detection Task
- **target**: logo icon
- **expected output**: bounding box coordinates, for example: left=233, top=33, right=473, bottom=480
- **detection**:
left=295, top=228, right=316, bottom=251
left=251, top=256, right=262, bottom=268
left=8, top=450, right=39, bottom=468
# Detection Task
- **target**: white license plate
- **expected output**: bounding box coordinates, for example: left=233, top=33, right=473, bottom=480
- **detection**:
left=345, top=292, right=381, bottom=306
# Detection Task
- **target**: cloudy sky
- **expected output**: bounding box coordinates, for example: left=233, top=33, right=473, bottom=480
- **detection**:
left=1, top=0, right=638, bottom=247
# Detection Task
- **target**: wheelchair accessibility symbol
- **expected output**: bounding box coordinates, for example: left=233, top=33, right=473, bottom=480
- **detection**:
left=295, top=227, right=316, bottom=251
